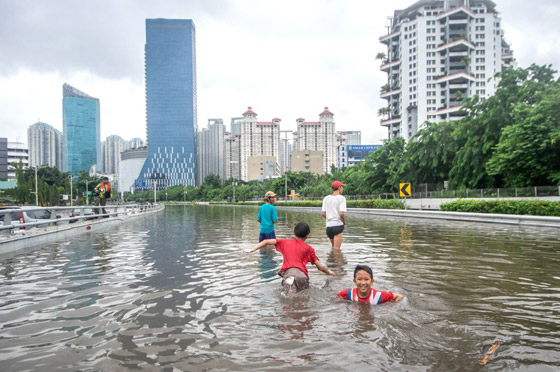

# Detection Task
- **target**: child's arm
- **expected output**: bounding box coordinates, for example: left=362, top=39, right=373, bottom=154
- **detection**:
left=392, top=293, right=403, bottom=302
left=314, top=259, right=335, bottom=276
left=243, top=239, right=277, bottom=253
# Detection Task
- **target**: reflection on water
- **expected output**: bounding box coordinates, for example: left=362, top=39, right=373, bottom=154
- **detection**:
left=0, top=205, right=559, bottom=371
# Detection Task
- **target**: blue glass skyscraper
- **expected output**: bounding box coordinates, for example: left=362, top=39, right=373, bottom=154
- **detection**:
left=138, top=19, right=198, bottom=189
left=62, top=83, right=100, bottom=176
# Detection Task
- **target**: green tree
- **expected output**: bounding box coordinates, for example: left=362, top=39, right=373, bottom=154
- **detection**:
left=487, top=82, right=560, bottom=186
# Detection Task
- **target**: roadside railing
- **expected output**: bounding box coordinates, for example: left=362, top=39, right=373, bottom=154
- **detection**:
left=227, top=185, right=560, bottom=203
left=0, top=203, right=160, bottom=234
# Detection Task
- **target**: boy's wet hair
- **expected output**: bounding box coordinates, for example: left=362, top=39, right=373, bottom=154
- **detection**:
left=294, top=222, right=310, bottom=238
left=354, top=264, right=373, bottom=279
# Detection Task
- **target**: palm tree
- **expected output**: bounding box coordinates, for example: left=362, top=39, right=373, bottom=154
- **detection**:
left=375, top=52, right=386, bottom=61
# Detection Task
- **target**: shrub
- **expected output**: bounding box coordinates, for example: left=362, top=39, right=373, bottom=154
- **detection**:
left=440, top=199, right=560, bottom=216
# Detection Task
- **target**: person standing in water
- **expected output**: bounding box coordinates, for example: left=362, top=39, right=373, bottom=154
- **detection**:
left=321, top=180, right=347, bottom=249
left=257, top=191, right=279, bottom=242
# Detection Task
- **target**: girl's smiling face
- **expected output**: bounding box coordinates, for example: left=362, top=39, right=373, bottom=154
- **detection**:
left=353, top=270, right=374, bottom=298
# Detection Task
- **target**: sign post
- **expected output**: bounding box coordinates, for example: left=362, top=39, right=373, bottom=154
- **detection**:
left=399, top=183, right=411, bottom=198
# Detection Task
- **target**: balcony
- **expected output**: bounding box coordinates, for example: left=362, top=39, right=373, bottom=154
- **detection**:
left=380, top=88, right=402, bottom=99
left=436, top=72, right=476, bottom=85
left=435, top=39, right=475, bottom=53
left=380, top=59, right=400, bottom=72
left=379, top=30, right=401, bottom=44
left=380, top=117, right=401, bottom=127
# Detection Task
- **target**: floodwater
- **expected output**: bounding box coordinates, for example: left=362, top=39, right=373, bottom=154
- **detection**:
left=0, top=205, right=559, bottom=371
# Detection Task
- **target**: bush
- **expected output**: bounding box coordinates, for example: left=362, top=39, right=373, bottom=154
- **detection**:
left=440, top=199, right=560, bottom=216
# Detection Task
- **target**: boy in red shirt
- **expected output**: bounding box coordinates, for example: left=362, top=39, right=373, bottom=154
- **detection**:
left=337, top=264, right=403, bottom=304
left=243, top=222, right=335, bottom=294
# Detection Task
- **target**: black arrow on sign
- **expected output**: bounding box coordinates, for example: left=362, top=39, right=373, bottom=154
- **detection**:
left=400, top=183, right=410, bottom=197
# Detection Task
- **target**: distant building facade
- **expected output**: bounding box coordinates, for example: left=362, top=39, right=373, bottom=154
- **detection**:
left=27, top=122, right=62, bottom=169
left=230, top=117, right=243, bottom=136
left=295, top=107, right=336, bottom=174
left=6, top=141, right=29, bottom=180
left=197, top=119, right=225, bottom=183
left=343, top=145, right=383, bottom=167
left=225, top=133, right=242, bottom=180
left=291, top=150, right=323, bottom=174
left=0, top=138, right=8, bottom=180
left=119, top=147, right=148, bottom=194
left=137, top=18, right=198, bottom=189
left=102, top=135, right=127, bottom=175
left=240, top=107, right=280, bottom=181
left=129, top=138, right=144, bottom=149
left=62, top=83, right=100, bottom=176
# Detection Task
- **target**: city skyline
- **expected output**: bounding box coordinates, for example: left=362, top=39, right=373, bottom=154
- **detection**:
left=0, top=0, right=558, bottom=146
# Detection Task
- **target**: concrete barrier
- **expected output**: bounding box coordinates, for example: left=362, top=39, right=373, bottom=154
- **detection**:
left=0, top=204, right=165, bottom=254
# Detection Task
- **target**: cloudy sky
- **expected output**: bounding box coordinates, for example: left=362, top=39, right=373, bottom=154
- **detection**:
left=1, top=0, right=559, bottom=146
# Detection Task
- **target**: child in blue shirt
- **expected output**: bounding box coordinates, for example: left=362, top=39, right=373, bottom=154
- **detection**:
left=257, top=191, right=279, bottom=242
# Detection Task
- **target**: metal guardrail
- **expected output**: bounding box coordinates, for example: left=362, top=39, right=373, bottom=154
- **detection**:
left=224, top=185, right=560, bottom=202
left=0, top=204, right=159, bottom=233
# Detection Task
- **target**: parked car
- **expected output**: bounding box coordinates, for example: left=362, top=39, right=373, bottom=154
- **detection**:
left=0, top=206, right=59, bottom=230
left=69, top=208, right=97, bottom=223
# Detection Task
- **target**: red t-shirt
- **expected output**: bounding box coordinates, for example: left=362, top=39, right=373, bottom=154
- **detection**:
left=337, top=288, right=394, bottom=304
left=275, top=239, right=318, bottom=278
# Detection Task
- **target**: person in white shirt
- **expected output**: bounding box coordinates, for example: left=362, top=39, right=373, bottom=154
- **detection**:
left=321, top=180, right=347, bottom=249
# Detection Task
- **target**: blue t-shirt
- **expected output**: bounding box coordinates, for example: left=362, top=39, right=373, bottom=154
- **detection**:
left=257, top=203, right=278, bottom=233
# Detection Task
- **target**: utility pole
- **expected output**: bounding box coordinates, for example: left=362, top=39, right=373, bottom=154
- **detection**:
left=69, top=175, right=73, bottom=207
left=153, top=180, right=157, bottom=204
left=34, top=166, right=39, bottom=206
left=280, top=130, right=291, bottom=199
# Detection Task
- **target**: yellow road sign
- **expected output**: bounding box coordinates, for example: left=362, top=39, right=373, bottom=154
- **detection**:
left=399, top=183, right=411, bottom=198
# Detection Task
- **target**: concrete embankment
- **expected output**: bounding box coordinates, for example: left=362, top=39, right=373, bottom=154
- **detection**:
left=0, top=205, right=165, bottom=254
left=276, top=206, right=560, bottom=228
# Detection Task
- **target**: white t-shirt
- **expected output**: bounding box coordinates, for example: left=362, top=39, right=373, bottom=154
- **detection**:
left=321, top=194, right=347, bottom=227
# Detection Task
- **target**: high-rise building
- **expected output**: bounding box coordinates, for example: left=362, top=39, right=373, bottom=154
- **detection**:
left=102, top=135, right=127, bottom=175
left=129, top=138, right=144, bottom=149
left=197, top=118, right=225, bottom=183
left=138, top=19, right=198, bottom=189
left=279, top=138, right=292, bottom=174
left=295, top=107, right=336, bottom=174
left=379, top=0, right=514, bottom=141
left=337, top=131, right=361, bottom=146
left=0, top=138, right=8, bottom=180
left=119, top=148, right=148, bottom=194
left=336, top=131, right=361, bottom=168
left=27, top=122, right=62, bottom=169
left=6, top=141, right=29, bottom=180
left=225, top=133, right=242, bottom=180
left=240, top=107, right=280, bottom=181
left=62, top=83, right=100, bottom=176
left=230, top=117, right=243, bottom=136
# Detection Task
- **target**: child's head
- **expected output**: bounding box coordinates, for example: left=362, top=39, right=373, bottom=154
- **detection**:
left=294, top=222, right=310, bottom=239
left=353, top=265, right=374, bottom=296
left=264, top=191, right=277, bottom=204
left=353, top=264, right=373, bottom=280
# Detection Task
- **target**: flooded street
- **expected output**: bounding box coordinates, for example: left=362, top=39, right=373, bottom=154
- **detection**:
left=0, top=205, right=559, bottom=371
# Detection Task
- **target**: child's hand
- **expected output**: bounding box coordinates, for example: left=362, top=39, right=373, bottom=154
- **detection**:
left=393, top=293, right=403, bottom=302
left=242, top=248, right=252, bottom=254
left=327, top=269, right=335, bottom=276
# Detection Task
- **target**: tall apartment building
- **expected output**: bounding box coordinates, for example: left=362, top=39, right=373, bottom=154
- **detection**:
left=240, top=107, right=280, bottom=181
left=279, top=138, right=292, bottom=174
left=6, top=141, right=29, bottom=180
left=225, top=133, right=242, bottom=180
left=102, top=135, right=128, bottom=175
left=137, top=19, right=198, bottom=189
left=230, top=117, right=243, bottom=136
left=379, top=0, right=514, bottom=141
left=0, top=138, right=7, bottom=180
left=62, top=83, right=100, bottom=176
left=336, top=130, right=361, bottom=168
left=197, top=118, right=225, bottom=183
left=295, top=107, right=336, bottom=174
left=129, top=138, right=145, bottom=149
left=27, top=122, right=63, bottom=169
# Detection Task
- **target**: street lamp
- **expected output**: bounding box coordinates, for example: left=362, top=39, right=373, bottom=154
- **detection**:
left=34, top=165, right=39, bottom=206
left=232, top=181, right=237, bottom=202
left=69, top=175, right=73, bottom=207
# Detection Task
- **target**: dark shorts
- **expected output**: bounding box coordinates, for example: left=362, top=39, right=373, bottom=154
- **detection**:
left=259, top=231, right=276, bottom=242
left=326, top=225, right=344, bottom=239
left=280, top=268, right=309, bottom=293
